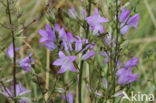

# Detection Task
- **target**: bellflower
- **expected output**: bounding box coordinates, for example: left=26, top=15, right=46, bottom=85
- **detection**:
left=53, top=51, right=78, bottom=73
left=1, top=81, right=31, bottom=103
left=54, top=24, right=66, bottom=38
left=7, top=43, right=19, bottom=58
left=85, top=8, right=109, bottom=35
left=62, top=32, right=76, bottom=51
left=82, top=50, right=95, bottom=60
left=68, top=8, right=77, bottom=19
left=75, top=36, right=88, bottom=52
left=119, top=8, right=140, bottom=34
left=99, top=51, right=110, bottom=64
left=20, top=53, right=34, bottom=72
left=79, top=7, right=87, bottom=20
left=124, top=57, right=139, bottom=68
left=62, top=92, right=74, bottom=103
left=38, top=24, right=56, bottom=51
left=116, top=57, right=139, bottom=85
left=116, top=68, right=139, bottom=85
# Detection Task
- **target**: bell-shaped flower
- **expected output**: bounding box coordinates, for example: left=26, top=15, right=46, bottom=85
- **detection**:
left=85, top=8, right=109, bottom=35
left=119, top=8, right=140, bottom=34
left=38, top=24, right=56, bottom=51
left=20, top=53, right=34, bottom=72
left=7, top=43, right=19, bottom=58
left=1, top=81, right=31, bottom=103
left=53, top=51, right=78, bottom=73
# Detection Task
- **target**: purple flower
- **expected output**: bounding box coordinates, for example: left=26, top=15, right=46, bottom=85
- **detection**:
left=124, top=57, right=139, bottom=68
left=62, top=32, right=76, bottom=51
left=54, top=24, right=66, bottom=38
left=82, top=50, right=95, bottom=60
left=116, top=68, right=139, bottom=85
left=68, top=8, right=77, bottom=19
left=118, top=8, right=131, bottom=27
left=79, top=7, right=87, bottom=20
left=119, top=8, right=140, bottom=34
left=1, top=81, right=31, bottom=103
left=53, top=51, right=78, bottom=73
left=102, top=78, right=108, bottom=89
left=116, top=57, right=139, bottom=85
left=85, top=8, right=109, bottom=35
left=99, top=51, right=110, bottom=64
left=75, top=36, right=87, bottom=52
left=20, top=53, right=34, bottom=72
left=38, top=24, right=56, bottom=51
left=7, top=43, right=19, bottom=58
left=62, top=92, right=74, bottom=103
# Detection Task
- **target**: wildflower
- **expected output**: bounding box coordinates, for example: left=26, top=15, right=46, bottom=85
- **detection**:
left=99, top=51, right=110, bottom=64
left=85, top=8, right=109, bottom=35
left=79, top=7, right=87, bottom=20
left=68, top=8, right=77, bottom=19
left=62, top=32, right=76, bottom=51
left=20, top=53, right=34, bottom=72
left=119, top=8, right=140, bottom=34
left=124, top=57, right=139, bottom=68
left=75, top=36, right=88, bottom=52
left=7, top=43, right=19, bottom=58
left=116, top=68, right=139, bottom=85
left=38, top=24, right=56, bottom=51
left=54, top=24, right=66, bottom=38
left=116, top=57, right=139, bottom=85
left=62, top=92, right=74, bottom=103
left=102, top=78, right=108, bottom=89
left=1, top=81, right=31, bottom=103
left=53, top=51, right=78, bottom=73
left=82, top=50, right=95, bottom=60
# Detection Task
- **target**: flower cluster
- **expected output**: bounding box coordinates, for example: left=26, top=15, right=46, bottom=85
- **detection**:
left=119, top=8, right=140, bottom=34
left=1, top=82, right=31, bottom=103
left=38, top=23, right=96, bottom=74
left=116, top=57, right=139, bottom=85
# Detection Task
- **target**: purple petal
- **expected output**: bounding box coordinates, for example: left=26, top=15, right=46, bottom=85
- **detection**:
left=120, top=25, right=130, bottom=34
left=82, top=50, right=95, bottom=60
left=127, top=14, right=140, bottom=29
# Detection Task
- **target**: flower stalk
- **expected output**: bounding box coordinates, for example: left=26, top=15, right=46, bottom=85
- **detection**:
left=6, top=0, right=17, bottom=102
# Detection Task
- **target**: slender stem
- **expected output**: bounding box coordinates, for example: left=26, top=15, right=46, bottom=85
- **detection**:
left=45, top=49, right=50, bottom=101
left=6, top=0, right=17, bottom=102
left=78, top=0, right=92, bottom=103
left=113, top=0, right=119, bottom=102
left=78, top=61, right=84, bottom=103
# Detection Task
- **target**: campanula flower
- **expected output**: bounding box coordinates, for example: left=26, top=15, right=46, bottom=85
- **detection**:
left=62, top=32, right=76, bottom=51
left=79, top=7, right=87, bottom=20
left=85, top=8, right=109, bottom=35
left=1, top=81, right=31, bottom=103
left=54, top=24, right=66, bottom=38
left=82, top=50, right=95, bottom=60
left=53, top=51, right=78, bottom=73
left=99, top=51, right=110, bottom=64
left=119, top=8, right=140, bottom=34
left=75, top=36, right=88, bottom=52
left=62, top=92, right=74, bottom=103
left=68, top=8, right=77, bottom=19
left=124, top=57, right=139, bottom=68
left=38, top=24, right=56, bottom=51
left=116, top=57, right=139, bottom=85
left=116, top=68, right=139, bottom=85
left=20, top=53, right=34, bottom=72
left=7, top=43, right=19, bottom=58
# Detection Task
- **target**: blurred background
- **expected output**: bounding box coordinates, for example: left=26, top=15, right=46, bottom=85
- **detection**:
left=0, top=0, right=155, bottom=102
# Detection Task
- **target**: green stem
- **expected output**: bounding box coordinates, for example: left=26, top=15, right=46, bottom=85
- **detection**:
left=113, top=0, right=119, bottom=102
left=78, top=0, right=92, bottom=103
left=6, top=0, right=17, bottom=102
